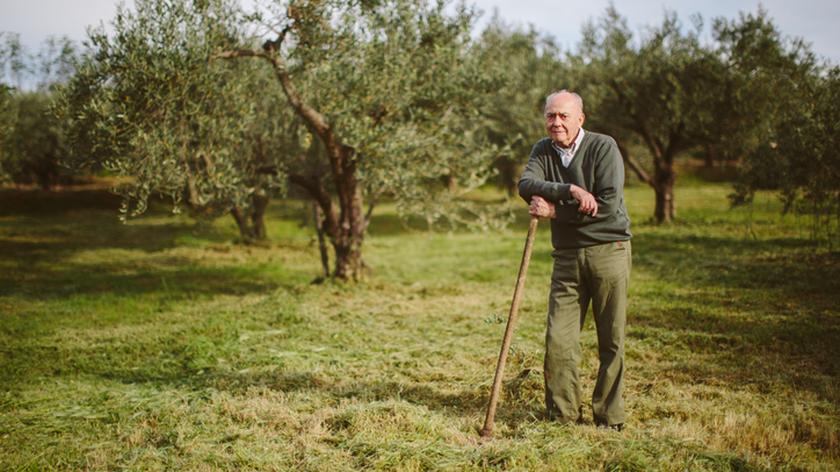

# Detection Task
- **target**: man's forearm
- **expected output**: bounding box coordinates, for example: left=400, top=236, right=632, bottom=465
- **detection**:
left=569, top=147, right=624, bottom=223
left=518, top=178, right=572, bottom=204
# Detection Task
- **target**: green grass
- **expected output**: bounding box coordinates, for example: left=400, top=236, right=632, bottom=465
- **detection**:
left=1, top=181, right=838, bottom=471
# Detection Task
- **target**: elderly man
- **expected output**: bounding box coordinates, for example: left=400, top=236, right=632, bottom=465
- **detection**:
left=518, top=90, right=632, bottom=430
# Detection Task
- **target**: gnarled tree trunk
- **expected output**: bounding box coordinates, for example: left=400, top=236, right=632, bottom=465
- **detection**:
left=653, top=154, right=677, bottom=224
left=331, top=164, right=366, bottom=279
left=217, top=38, right=368, bottom=279
left=616, top=138, right=676, bottom=224
left=230, top=191, right=271, bottom=243
left=289, top=171, right=366, bottom=280
left=231, top=206, right=253, bottom=241
left=703, top=143, right=717, bottom=168
left=250, top=192, right=269, bottom=240
left=494, top=154, right=520, bottom=197
left=653, top=166, right=676, bottom=224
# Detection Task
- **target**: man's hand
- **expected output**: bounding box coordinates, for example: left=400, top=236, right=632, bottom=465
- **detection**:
left=529, top=196, right=556, bottom=219
left=570, top=184, right=598, bottom=217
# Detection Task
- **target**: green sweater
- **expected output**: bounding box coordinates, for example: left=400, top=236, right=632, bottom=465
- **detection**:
left=518, top=131, right=631, bottom=249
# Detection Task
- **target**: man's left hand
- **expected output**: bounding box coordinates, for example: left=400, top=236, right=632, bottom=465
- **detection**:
left=530, top=196, right=556, bottom=219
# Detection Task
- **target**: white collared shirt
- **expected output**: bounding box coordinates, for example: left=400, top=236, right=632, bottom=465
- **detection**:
left=551, top=128, right=586, bottom=168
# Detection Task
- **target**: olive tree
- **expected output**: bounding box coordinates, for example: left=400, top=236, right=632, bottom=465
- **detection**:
left=702, top=9, right=838, bottom=245
left=722, top=10, right=837, bottom=245
left=60, top=0, right=293, bottom=240
left=572, top=7, right=831, bottom=225
left=0, top=84, right=14, bottom=184
left=218, top=0, right=502, bottom=279
left=474, top=20, right=566, bottom=196
left=1, top=34, right=20, bottom=184
left=787, top=67, right=840, bottom=246
left=3, top=92, right=75, bottom=189
left=572, top=8, right=726, bottom=223
left=1, top=34, right=78, bottom=188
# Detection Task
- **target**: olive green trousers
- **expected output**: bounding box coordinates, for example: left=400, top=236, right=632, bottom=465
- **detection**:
left=544, top=240, right=631, bottom=426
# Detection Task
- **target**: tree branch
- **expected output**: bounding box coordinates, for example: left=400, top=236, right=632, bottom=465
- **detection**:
left=663, top=120, right=687, bottom=163
left=609, top=79, right=664, bottom=161
left=362, top=198, right=376, bottom=233
left=288, top=173, right=338, bottom=238
left=215, top=42, right=352, bottom=181
left=213, top=49, right=267, bottom=60
left=214, top=47, right=331, bottom=137
left=615, top=138, right=655, bottom=188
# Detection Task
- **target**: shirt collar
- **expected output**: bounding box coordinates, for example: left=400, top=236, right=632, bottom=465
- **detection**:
left=552, top=128, right=586, bottom=155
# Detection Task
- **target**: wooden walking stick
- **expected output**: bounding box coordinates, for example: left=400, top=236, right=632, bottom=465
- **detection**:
left=480, top=216, right=539, bottom=438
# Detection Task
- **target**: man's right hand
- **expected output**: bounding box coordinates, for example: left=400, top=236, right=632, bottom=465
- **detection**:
left=529, top=195, right=556, bottom=219
left=570, top=184, right=598, bottom=217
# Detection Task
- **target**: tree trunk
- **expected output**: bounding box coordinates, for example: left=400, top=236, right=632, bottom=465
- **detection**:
left=616, top=138, right=653, bottom=187
left=703, top=144, right=716, bottom=168
left=653, top=161, right=676, bottom=224
left=231, top=206, right=255, bottom=241
left=333, top=236, right=363, bottom=279
left=37, top=170, right=54, bottom=191
left=313, top=202, right=330, bottom=278
left=289, top=171, right=365, bottom=280
left=495, top=154, right=519, bottom=197
left=250, top=193, right=269, bottom=240
left=442, top=174, right=458, bottom=193
left=216, top=45, right=366, bottom=279
left=331, top=162, right=366, bottom=280
left=622, top=123, right=678, bottom=224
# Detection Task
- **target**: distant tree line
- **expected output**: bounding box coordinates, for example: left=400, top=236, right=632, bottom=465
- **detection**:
left=572, top=7, right=839, bottom=230
left=1, top=0, right=837, bottom=277
left=0, top=33, right=77, bottom=189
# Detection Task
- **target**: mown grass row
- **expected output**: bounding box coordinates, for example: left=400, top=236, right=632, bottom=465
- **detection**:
left=1, top=181, right=838, bottom=471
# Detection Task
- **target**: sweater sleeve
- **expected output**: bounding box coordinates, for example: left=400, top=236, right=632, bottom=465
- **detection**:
left=518, top=142, right=572, bottom=204
left=578, top=137, right=625, bottom=224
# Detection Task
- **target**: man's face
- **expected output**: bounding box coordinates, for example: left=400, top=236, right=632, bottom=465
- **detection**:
left=544, top=94, right=585, bottom=147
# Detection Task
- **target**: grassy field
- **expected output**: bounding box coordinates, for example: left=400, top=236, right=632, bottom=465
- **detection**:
left=1, top=180, right=838, bottom=471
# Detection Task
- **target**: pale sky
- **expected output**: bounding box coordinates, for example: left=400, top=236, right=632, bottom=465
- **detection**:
left=1, top=0, right=838, bottom=64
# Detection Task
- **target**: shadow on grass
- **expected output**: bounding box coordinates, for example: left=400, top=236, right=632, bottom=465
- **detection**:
left=0, top=220, right=196, bottom=258
left=0, top=188, right=293, bottom=301
left=633, top=230, right=840, bottom=315
left=0, top=188, right=229, bottom=263
left=1, top=258, right=281, bottom=300
left=629, top=231, right=840, bottom=403
left=35, top=228, right=835, bottom=422
left=0, top=188, right=123, bottom=216
left=0, top=219, right=279, bottom=301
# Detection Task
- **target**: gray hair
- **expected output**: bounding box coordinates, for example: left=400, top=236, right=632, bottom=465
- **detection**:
left=544, top=90, right=584, bottom=113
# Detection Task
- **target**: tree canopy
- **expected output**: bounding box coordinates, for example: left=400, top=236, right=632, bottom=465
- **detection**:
left=62, top=0, right=507, bottom=278
left=1, top=34, right=78, bottom=188
left=214, top=0, right=508, bottom=278
left=60, top=0, right=293, bottom=239
left=45, top=0, right=840, bottom=272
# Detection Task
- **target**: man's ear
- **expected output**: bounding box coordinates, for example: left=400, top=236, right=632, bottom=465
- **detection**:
left=580, top=112, right=586, bottom=125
